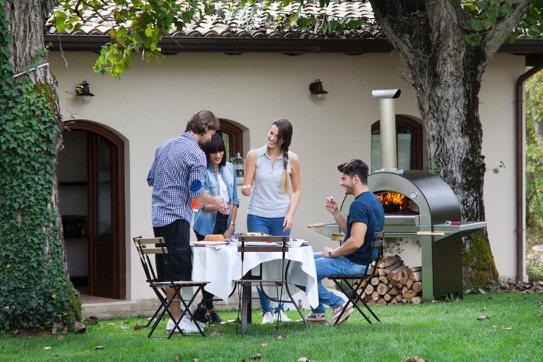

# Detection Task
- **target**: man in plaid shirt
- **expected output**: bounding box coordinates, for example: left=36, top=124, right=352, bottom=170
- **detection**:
left=147, top=110, right=227, bottom=331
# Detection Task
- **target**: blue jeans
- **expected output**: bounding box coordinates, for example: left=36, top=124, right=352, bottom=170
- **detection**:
left=246, top=214, right=290, bottom=315
left=310, top=252, right=368, bottom=314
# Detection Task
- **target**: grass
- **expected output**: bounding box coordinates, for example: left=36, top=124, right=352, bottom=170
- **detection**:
left=1, top=292, right=542, bottom=361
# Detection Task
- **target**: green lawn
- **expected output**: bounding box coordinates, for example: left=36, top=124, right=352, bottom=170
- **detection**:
left=1, top=292, right=542, bottom=361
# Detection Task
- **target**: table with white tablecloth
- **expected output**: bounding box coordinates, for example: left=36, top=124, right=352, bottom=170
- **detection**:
left=191, top=243, right=319, bottom=309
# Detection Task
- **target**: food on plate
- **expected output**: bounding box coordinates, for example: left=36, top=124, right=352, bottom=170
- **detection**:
left=245, top=232, right=268, bottom=236
left=203, top=234, right=225, bottom=242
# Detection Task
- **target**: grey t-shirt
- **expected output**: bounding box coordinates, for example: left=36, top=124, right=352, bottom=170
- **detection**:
left=247, top=146, right=292, bottom=218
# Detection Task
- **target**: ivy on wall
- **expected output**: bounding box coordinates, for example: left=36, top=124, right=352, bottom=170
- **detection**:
left=0, top=1, right=80, bottom=331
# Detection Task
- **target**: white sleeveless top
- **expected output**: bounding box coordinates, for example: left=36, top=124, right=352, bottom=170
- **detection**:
left=247, top=146, right=292, bottom=218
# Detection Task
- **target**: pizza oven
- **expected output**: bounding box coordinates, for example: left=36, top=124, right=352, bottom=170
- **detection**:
left=368, top=170, right=486, bottom=301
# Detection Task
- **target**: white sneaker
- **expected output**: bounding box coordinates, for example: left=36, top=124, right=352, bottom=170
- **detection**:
left=179, top=315, right=204, bottom=334
left=261, top=311, right=274, bottom=324
left=273, top=310, right=293, bottom=323
left=166, top=319, right=176, bottom=332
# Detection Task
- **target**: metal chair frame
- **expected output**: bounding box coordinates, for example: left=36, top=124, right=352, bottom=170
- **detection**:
left=133, top=236, right=208, bottom=338
left=234, top=235, right=307, bottom=335
left=326, top=230, right=385, bottom=325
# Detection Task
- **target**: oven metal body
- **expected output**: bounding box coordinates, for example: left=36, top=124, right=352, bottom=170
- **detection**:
left=369, top=170, right=486, bottom=301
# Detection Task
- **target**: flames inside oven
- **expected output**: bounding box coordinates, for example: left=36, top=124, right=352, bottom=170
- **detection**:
left=376, top=192, right=419, bottom=215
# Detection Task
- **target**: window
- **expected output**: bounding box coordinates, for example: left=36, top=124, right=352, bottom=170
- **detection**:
left=217, top=119, right=243, bottom=163
left=371, top=116, right=423, bottom=172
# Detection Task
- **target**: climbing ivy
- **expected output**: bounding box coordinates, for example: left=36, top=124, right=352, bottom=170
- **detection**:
left=0, top=1, right=80, bottom=331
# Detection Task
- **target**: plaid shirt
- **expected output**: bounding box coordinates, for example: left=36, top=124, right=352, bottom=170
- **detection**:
left=147, top=133, right=206, bottom=227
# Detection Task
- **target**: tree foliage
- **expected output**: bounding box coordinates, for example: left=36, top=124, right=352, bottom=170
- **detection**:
left=526, top=69, right=543, bottom=230
left=0, top=0, right=80, bottom=331
left=54, top=1, right=543, bottom=78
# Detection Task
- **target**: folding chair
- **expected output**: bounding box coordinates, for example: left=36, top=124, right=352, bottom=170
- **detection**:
left=133, top=236, right=208, bottom=338
left=234, top=235, right=307, bottom=335
left=326, top=230, right=385, bottom=325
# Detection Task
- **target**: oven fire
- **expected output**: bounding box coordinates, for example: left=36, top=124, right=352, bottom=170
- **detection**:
left=376, top=192, right=418, bottom=214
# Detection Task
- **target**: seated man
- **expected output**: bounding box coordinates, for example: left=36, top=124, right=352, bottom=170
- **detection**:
left=306, top=159, right=384, bottom=325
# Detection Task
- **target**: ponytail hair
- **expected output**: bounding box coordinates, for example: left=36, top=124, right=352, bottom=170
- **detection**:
left=272, top=118, right=293, bottom=196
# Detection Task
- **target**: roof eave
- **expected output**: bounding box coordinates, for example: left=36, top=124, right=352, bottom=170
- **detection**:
left=45, top=35, right=543, bottom=60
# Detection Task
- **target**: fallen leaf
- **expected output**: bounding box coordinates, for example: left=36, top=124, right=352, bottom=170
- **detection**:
left=277, top=335, right=286, bottom=340
left=262, top=343, right=269, bottom=347
left=121, top=326, right=128, bottom=330
left=477, top=315, right=491, bottom=321
left=95, top=346, right=104, bottom=350
left=174, top=356, right=180, bottom=361
left=504, top=327, right=513, bottom=330
left=492, top=325, right=498, bottom=328
left=209, top=331, right=221, bottom=337
left=74, top=322, right=86, bottom=334
left=52, top=322, right=64, bottom=335
left=248, top=353, right=262, bottom=360
left=57, top=336, right=64, bottom=340
left=84, top=316, right=99, bottom=324
left=405, top=357, right=428, bottom=362
left=44, top=346, right=52, bottom=350
left=133, top=325, right=142, bottom=331
left=482, top=307, right=486, bottom=311
left=52, top=354, right=59, bottom=357
left=298, top=358, right=314, bottom=362
left=191, top=357, right=199, bottom=361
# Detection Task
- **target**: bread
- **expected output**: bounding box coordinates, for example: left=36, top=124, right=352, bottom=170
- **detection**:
left=204, top=234, right=225, bottom=242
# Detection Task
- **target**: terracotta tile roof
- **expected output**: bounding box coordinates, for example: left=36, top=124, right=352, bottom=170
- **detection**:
left=46, top=1, right=386, bottom=40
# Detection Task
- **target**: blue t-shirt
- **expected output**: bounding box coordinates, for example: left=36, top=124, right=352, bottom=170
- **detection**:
left=344, top=191, right=385, bottom=265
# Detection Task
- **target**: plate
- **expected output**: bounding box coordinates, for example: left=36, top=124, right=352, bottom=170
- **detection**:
left=287, top=240, right=307, bottom=247
left=191, top=241, right=227, bottom=246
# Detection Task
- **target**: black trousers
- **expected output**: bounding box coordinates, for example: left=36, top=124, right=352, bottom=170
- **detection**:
left=153, top=219, right=192, bottom=281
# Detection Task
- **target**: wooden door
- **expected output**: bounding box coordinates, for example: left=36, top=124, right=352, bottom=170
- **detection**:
left=63, top=121, right=125, bottom=299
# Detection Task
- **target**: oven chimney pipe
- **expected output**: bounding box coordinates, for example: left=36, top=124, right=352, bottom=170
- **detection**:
left=373, top=89, right=401, bottom=170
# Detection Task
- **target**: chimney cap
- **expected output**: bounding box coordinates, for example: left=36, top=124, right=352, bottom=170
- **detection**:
left=372, top=89, right=401, bottom=99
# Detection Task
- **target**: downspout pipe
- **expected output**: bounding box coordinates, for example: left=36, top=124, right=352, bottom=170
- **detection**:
left=516, top=63, right=543, bottom=282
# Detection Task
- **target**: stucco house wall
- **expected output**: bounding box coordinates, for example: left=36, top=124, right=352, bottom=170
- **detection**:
left=49, top=49, right=524, bottom=301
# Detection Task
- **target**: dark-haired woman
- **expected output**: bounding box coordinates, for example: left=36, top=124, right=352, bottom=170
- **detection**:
left=192, top=133, right=239, bottom=324
left=241, top=118, right=301, bottom=324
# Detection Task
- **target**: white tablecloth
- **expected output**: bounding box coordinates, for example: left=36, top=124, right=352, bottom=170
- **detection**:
left=191, top=244, right=319, bottom=308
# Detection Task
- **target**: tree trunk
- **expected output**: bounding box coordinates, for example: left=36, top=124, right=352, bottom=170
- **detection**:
left=367, top=0, right=534, bottom=283
left=0, top=0, right=79, bottom=331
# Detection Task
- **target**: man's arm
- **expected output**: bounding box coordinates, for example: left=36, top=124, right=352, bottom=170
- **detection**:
left=194, top=192, right=226, bottom=211
left=323, top=221, right=367, bottom=258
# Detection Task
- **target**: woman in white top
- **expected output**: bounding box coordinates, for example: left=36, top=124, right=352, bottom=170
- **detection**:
left=242, top=118, right=302, bottom=324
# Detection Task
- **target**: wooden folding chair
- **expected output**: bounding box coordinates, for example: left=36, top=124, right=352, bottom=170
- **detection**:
left=234, top=235, right=307, bottom=335
left=326, top=230, right=385, bottom=325
left=133, top=236, right=208, bottom=338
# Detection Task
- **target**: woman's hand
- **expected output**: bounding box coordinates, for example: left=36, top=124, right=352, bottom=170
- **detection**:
left=217, top=204, right=230, bottom=215
left=224, top=224, right=235, bottom=239
left=241, top=184, right=252, bottom=196
left=283, top=213, right=294, bottom=232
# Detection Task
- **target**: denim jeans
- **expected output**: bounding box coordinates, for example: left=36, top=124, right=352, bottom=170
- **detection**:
left=246, top=214, right=290, bottom=315
left=310, top=252, right=368, bottom=314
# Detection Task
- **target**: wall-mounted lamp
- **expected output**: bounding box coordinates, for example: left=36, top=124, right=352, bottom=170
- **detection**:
left=76, top=80, right=94, bottom=104
left=309, top=79, right=328, bottom=99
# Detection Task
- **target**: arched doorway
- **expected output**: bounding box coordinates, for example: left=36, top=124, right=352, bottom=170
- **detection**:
left=58, top=121, right=126, bottom=299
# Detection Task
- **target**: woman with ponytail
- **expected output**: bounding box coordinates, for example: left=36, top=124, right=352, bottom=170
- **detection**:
left=241, top=118, right=302, bottom=324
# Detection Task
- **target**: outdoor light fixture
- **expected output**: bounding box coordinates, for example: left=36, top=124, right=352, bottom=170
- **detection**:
left=76, top=80, right=94, bottom=104
left=309, top=79, right=328, bottom=99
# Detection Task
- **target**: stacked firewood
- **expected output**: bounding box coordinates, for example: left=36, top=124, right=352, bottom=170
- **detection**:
left=357, top=255, right=423, bottom=305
